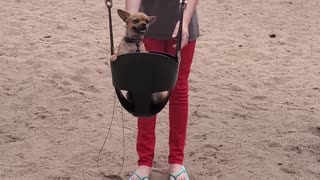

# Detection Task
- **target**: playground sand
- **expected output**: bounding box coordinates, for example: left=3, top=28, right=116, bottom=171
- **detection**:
left=0, top=0, right=319, bottom=179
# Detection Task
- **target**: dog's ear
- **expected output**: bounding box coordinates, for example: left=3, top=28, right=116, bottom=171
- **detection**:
left=117, top=9, right=130, bottom=22
left=148, top=16, right=157, bottom=25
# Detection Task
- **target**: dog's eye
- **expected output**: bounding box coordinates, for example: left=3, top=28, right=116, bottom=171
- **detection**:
left=145, top=19, right=150, bottom=24
left=133, top=19, right=139, bottom=24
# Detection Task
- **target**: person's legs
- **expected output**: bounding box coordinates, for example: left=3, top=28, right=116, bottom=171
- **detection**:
left=137, top=38, right=166, bottom=166
left=131, top=38, right=167, bottom=180
left=131, top=116, right=155, bottom=180
left=137, top=116, right=156, bottom=167
left=132, top=38, right=196, bottom=180
left=166, top=40, right=196, bottom=179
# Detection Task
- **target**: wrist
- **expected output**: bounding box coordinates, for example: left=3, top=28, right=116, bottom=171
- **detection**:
left=125, top=0, right=141, bottom=14
left=182, top=0, right=198, bottom=25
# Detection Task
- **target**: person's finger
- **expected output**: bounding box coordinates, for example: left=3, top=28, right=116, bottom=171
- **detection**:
left=181, top=32, right=189, bottom=48
left=172, top=21, right=180, bottom=38
left=173, top=34, right=188, bottom=49
left=182, top=36, right=187, bottom=48
left=172, top=44, right=177, bottom=49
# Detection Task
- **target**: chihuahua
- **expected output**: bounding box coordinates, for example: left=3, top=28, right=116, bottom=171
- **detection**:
left=111, top=9, right=156, bottom=60
left=111, top=9, right=168, bottom=104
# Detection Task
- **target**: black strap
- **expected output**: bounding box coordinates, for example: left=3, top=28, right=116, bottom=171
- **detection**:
left=105, top=0, right=114, bottom=55
left=175, top=0, right=187, bottom=60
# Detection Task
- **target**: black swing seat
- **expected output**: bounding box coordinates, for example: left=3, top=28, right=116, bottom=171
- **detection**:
left=111, top=52, right=179, bottom=117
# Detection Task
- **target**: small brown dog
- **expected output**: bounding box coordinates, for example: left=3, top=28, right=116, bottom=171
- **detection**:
left=111, top=9, right=168, bottom=104
left=110, top=9, right=156, bottom=60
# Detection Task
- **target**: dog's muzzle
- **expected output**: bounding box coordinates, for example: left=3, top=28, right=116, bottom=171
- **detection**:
left=133, top=24, right=147, bottom=34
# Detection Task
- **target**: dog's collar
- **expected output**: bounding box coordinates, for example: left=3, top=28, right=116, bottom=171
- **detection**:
left=123, top=37, right=141, bottom=44
left=123, top=37, right=142, bottom=52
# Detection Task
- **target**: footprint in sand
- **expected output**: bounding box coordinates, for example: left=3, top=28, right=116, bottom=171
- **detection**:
left=1, top=134, right=24, bottom=144
left=282, top=145, right=303, bottom=154
left=149, top=168, right=167, bottom=180
left=61, top=80, right=72, bottom=86
left=70, top=74, right=89, bottom=83
left=251, top=95, right=268, bottom=101
left=192, top=134, right=207, bottom=140
left=58, top=108, right=70, bottom=112
left=268, top=141, right=282, bottom=148
left=33, top=106, right=51, bottom=120
left=80, top=85, right=101, bottom=93
left=191, top=144, right=223, bottom=165
left=47, top=175, right=71, bottom=180
left=280, top=167, right=296, bottom=174
left=308, top=126, right=320, bottom=137
left=304, top=143, right=320, bottom=156
left=95, top=68, right=105, bottom=75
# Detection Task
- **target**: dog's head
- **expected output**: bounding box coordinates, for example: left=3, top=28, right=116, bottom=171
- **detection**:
left=117, top=9, right=157, bottom=37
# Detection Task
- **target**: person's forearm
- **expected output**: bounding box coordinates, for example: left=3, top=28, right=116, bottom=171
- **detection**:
left=125, top=0, right=141, bottom=14
left=183, top=0, right=199, bottom=25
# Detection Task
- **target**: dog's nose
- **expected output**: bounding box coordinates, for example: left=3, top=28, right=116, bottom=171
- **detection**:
left=140, top=23, right=147, bottom=29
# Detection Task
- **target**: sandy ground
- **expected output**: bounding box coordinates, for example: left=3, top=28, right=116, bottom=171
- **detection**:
left=0, top=0, right=320, bottom=179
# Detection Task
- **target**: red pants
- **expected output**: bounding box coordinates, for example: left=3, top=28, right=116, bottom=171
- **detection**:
left=137, top=38, right=196, bottom=167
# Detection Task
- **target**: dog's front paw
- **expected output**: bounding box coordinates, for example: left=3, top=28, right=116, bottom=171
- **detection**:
left=110, top=55, right=117, bottom=62
left=152, top=91, right=169, bottom=104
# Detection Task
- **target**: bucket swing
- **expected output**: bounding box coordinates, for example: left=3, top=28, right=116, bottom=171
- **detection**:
left=105, top=0, right=187, bottom=117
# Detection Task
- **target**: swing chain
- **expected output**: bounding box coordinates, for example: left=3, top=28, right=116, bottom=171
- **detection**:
left=175, top=0, right=187, bottom=59
left=179, top=0, right=187, bottom=12
left=105, top=0, right=112, bottom=8
left=105, top=0, right=115, bottom=55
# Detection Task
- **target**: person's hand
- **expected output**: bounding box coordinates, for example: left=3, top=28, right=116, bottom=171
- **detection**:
left=172, top=20, right=189, bottom=49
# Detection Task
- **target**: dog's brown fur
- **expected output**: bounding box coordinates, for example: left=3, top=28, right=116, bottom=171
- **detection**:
left=110, top=9, right=156, bottom=60
left=111, top=9, right=168, bottom=104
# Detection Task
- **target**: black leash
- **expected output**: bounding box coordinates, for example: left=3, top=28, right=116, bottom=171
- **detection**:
left=96, top=1, right=125, bottom=179
left=97, top=94, right=124, bottom=180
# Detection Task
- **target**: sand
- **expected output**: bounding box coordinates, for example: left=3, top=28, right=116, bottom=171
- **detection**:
left=0, top=0, right=319, bottom=179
